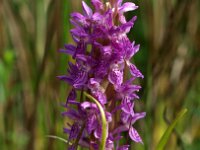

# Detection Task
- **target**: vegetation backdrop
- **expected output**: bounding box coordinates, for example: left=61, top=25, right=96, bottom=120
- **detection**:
left=0, top=0, right=200, bottom=149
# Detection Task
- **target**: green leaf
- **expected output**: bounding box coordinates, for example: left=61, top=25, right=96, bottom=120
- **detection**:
left=156, top=108, right=188, bottom=150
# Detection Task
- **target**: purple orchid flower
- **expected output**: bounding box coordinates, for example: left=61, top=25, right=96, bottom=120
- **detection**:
left=59, top=0, right=146, bottom=149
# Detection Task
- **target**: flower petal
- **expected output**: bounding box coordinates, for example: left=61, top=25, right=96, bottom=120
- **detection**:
left=94, top=124, right=102, bottom=139
left=119, top=14, right=127, bottom=24
left=119, top=2, right=138, bottom=13
left=59, top=44, right=76, bottom=56
left=125, top=42, right=140, bottom=60
left=71, top=12, right=88, bottom=26
left=82, top=1, right=93, bottom=17
left=127, top=62, right=144, bottom=78
left=129, top=127, right=143, bottom=143
left=86, top=114, right=98, bottom=134
left=69, top=122, right=80, bottom=141
left=88, top=78, right=107, bottom=104
left=112, top=125, right=128, bottom=135
left=106, top=112, right=112, bottom=123
left=117, top=0, right=123, bottom=6
left=91, top=0, right=104, bottom=11
left=66, top=89, right=77, bottom=105
left=121, top=99, right=134, bottom=114
left=131, top=112, right=146, bottom=124
left=62, top=109, right=81, bottom=120
left=57, top=75, right=73, bottom=85
left=119, top=16, right=137, bottom=34
left=81, top=101, right=97, bottom=109
left=108, top=68, right=123, bottom=86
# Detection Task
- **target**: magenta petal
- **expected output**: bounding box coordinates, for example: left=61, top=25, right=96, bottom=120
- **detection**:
left=128, top=62, right=144, bottom=78
left=121, top=100, right=134, bottom=114
left=117, top=0, right=123, bottom=6
left=125, top=42, right=140, bottom=60
left=86, top=114, right=98, bottom=134
left=95, top=91, right=107, bottom=104
left=100, top=46, right=112, bottom=58
left=106, top=112, right=112, bottom=123
left=64, top=44, right=76, bottom=51
left=91, top=0, right=103, bottom=11
left=131, top=112, right=146, bottom=124
left=119, top=2, right=138, bottom=13
left=129, top=127, right=143, bottom=143
left=92, top=12, right=103, bottom=21
left=94, top=124, right=101, bottom=139
left=112, top=125, right=128, bottom=135
left=62, top=109, right=80, bottom=120
left=71, top=12, right=88, bottom=26
left=59, top=44, right=76, bottom=56
left=88, top=78, right=107, bottom=104
left=82, top=1, right=93, bottom=17
left=119, top=16, right=137, bottom=34
left=119, top=14, right=127, bottom=24
left=70, top=27, right=88, bottom=38
left=108, top=68, right=123, bottom=86
left=81, top=101, right=97, bottom=109
left=71, top=12, right=85, bottom=23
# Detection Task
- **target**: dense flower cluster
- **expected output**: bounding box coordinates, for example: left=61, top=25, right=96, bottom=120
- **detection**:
left=59, top=0, right=146, bottom=149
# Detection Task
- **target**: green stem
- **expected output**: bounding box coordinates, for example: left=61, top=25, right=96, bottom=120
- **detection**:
left=84, top=92, right=107, bottom=150
left=46, top=135, right=70, bottom=144
left=156, top=108, right=188, bottom=150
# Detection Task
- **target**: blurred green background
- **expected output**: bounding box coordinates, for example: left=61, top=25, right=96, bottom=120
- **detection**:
left=0, top=0, right=200, bottom=150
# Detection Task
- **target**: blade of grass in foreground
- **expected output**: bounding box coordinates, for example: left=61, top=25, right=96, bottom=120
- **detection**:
left=84, top=92, right=107, bottom=150
left=156, top=108, right=188, bottom=150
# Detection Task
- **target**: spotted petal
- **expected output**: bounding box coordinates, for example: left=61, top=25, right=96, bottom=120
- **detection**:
left=127, top=62, right=144, bottom=78
left=108, top=68, right=123, bottom=86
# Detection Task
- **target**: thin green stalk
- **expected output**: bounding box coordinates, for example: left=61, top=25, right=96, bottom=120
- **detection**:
left=156, top=108, right=188, bottom=150
left=46, top=135, right=70, bottom=144
left=84, top=92, right=107, bottom=150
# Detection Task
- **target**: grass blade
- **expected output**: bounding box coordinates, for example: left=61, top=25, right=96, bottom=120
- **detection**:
left=156, top=108, right=188, bottom=150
